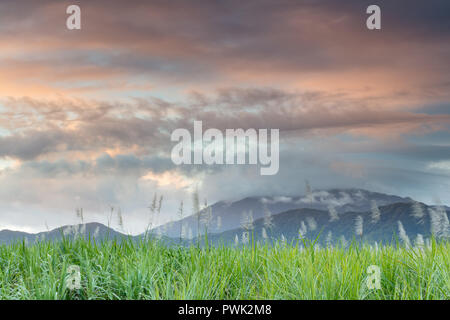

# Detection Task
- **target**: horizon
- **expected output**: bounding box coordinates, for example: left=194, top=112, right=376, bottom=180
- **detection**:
left=1, top=187, right=448, bottom=235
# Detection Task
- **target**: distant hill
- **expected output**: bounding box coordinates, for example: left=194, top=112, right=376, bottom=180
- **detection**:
left=0, top=222, right=131, bottom=245
left=151, top=188, right=414, bottom=238
left=0, top=222, right=178, bottom=246
left=200, top=202, right=449, bottom=246
left=1, top=189, right=448, bottom=247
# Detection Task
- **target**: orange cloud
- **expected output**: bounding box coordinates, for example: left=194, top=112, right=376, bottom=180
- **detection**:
left=140, top=170, right=199, bottom=190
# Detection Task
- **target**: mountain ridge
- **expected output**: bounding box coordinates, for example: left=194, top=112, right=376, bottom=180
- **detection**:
left=1, top=189, right=448, bottom=246
left=151, top=188, right=417, bottom=238
left=201, top=201, right=449, bottom=246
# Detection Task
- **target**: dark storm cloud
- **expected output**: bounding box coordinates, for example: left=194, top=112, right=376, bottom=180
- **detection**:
left=20, top=153, right=175, bottom=177
left=1, top=90, right=449, bottom=162
left=385, top=144, right=450, bottom=162
left=0, top=130, right=69, bottom=160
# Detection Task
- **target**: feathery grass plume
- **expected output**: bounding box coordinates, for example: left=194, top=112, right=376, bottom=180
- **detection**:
left=178, top=200, right=184, bottom=243
left=63, top=226, right=71, bottom=236
left=370, top=200, right=381, bottom=223
left=397, top=220, right=411, bottom=248
left=305, top=179, right=313, bottom=203
left=150, top=193, right=158, bottom=213
left=200, top=199, right=212, bottom=233
left=328, top=205, right=339, bottom=222
left=280, top=234, right=286, bottom=247
left=107, top=205, right=114, bottom=229
left=181, top=224, right=187, bottom=239
left=242, top=231, right=249, bottom=245
left=216, top=216, right=222, bottom=231
left=187, top=227, right=193, bottom=244
left=192, top=188, right=201, bottom=241
left=240, top=210, right=254, bottom=231
left=441, top=208, right=450, bottom=238
left=298, top=221, right=307, bottom=238
left=76, top=207, right=84, bottom=224
left=325, top=231, right=333, bottom=247
left=425, top=238, right=431, bottom=249
left=414, top=233, right=424, bottom=249
left=429, top=207, right=450, bottom=239
left=161, top=222, right=168, bottom=236
left=157, top=195, right=163, bottom=214
left=72, top=224, right=79, bottom=239
left=263, top=204, right=274, bottom=229
left=117, top=207, right=124, bottom=231
left=305, top=179, right=312, bottom=194
left=411, top=201, right=424, bottom=223
left=374, top=241, right=379, bottom=252
left=437, top=205, right=450, bottom=238
left=339, top=235, right=347, bottom=248
left=355, top=215, right=363, bottom=237
left=156, top=226, right=163, bottom=240
left=94, top=226, right=100, bottom=238
left=145, top=193, right=158, bottom=233
left=429, top=208, right=440, bottom=235
left=80, top=223, right=86, bottom=236
left=234, top=234, right=239, bottom=246
left=262, top=227, right=268, bottom=240
left=430, top=197, right=449, bottom=239
left=75, top=207, right=85, bottom=238
left=152, top=194, right=159, bottom=210
left=306, top=217, right=317, bottom=231
left=154, top=195, right=164, bottom=237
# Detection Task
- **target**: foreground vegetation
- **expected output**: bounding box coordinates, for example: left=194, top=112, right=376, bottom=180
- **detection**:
left=0, top=237, right=448, bottom=299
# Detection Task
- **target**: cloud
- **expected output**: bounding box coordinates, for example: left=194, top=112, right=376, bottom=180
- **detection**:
left=0, top=0, right=449, bottom=102
left=427, top=161, right=450, bottom=172
left=260, top=196, right=293, bottom=204
left=2, top=91, right=450, bottom=161
left=140, top=170, right=199, bottom=190
left=296, top=190, right=355, bottom=207
left=0, top=0, right=450, bottom=232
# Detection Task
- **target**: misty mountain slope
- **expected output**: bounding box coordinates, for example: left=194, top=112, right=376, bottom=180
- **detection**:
left=204, top=202, right=448, bottom=246
left=1, top=191, right=446, bottom=247
left=152, top=188, right=414, bottom=238
left=0, top=222, right=131, bottom=245
left=0, top=222, right=183, bottom=246
left=0, top=230, right=34, bottom=244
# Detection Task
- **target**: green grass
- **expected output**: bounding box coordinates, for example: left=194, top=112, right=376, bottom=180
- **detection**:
left=0, top=237, right=449, bottom=299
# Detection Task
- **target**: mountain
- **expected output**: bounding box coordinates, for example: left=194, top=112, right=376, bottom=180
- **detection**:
left=0, top=229, right=34, bottom=244
left=0, top=222, right=130, bottom=245
left=152, top=188, right=414, bottom=238
left=202, top=201, right=449, bottom=246
left=0, top=222, right=180, bottom=246
left=1, top=189, right=447, bottom=247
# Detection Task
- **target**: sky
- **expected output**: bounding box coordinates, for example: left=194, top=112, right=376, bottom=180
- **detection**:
left=0, top=0, right=449, bottom=234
